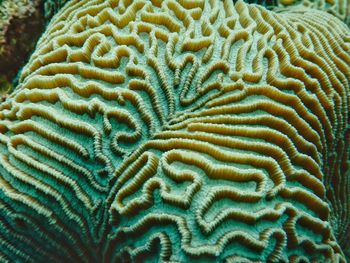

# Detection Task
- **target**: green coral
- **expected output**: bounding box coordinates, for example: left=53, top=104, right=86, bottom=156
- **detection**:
left=0, top=0, right=349, bottom=262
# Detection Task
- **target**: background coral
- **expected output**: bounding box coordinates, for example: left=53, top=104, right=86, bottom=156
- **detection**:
left=0, top=0, right=45, bottom=94
left=43, top=0, right=71, bottom=20
left=236, top=0, right=350, bottom=26
left=0, top=0, right=72, bottom=96
left=274, top=0, right=350, bottom=26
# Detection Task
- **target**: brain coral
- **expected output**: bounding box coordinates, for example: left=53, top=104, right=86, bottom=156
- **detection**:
left=0, top=0, right=349, bottom=262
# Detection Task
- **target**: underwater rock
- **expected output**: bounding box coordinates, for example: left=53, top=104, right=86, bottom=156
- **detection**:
left=0, top=0, right=73, bottom=94
left=0, top=0, right=45, bottom=93
left=0, top=0, right=349, bottom=261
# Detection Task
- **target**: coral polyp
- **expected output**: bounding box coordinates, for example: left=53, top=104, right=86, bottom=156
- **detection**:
left=0, top=0, right=349, bottom=262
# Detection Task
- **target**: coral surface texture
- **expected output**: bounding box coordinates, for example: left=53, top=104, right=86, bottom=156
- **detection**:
left=0, top=0, right=349, bottom=262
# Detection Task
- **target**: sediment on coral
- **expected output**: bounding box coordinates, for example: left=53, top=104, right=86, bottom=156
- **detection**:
left=0, top=0, right=349, bottom=262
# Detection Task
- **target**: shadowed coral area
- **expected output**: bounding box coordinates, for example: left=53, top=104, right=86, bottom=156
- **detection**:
left=0, top=0, right=349, bottom=262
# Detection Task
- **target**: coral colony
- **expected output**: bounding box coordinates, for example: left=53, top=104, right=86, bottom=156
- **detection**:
left=0, top=0, right=349, bottom=262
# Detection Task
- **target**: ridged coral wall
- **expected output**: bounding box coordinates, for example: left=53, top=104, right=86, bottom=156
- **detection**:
left=0, top=0, right=349, bottom=262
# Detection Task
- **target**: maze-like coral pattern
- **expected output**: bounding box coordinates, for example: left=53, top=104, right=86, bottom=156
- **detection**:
left=0, top=0, right=349, bottom=262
